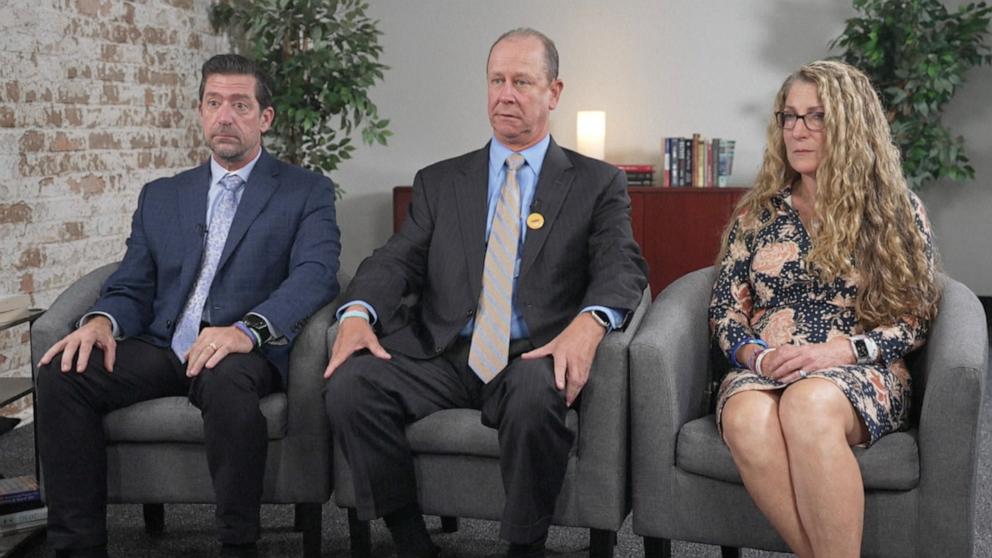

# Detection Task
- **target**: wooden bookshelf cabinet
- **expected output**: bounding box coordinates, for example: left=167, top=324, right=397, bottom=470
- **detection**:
left=628, top=186, right=747, bottom=294
left=392, top=185, right=747, bottom=296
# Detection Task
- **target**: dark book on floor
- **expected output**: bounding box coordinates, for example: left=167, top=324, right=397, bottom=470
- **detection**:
left=0, top=476, right=41, bottom=507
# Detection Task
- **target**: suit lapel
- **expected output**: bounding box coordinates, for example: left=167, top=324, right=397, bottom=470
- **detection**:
left=177, top=162, right=211, bottom=284
left=519, top=139, right=574, bottom=278
left=454, top=144, right=491, bottom=297
left=217, top=150, right=279, bottom=272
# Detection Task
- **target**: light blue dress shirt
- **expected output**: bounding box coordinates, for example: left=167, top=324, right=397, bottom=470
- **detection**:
left=341, top=135, right=624, bottom=337
left=83, top=150, right=280, bottom=341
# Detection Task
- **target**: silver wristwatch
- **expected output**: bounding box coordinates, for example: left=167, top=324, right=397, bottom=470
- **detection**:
left=589, top=309, right=610, bottom=331
left=849, top=335, right=879, bottom=364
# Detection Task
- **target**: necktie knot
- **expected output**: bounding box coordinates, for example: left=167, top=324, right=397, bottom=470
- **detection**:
left=506, top=153, right=525, bottom=172
left=219, top=173, right=245, bottom=192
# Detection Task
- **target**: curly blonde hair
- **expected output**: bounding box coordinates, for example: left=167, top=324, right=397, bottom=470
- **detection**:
left=718, top=60, right=940, bottom=327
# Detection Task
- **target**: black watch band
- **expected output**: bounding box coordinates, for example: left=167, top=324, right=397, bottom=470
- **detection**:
left=241, top=314, right=272, bottom=346
left=589, top=310, right=610, bottom=331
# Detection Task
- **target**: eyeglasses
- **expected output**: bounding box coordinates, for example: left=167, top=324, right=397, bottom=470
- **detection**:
left=775, top=111, right=826, bottom=131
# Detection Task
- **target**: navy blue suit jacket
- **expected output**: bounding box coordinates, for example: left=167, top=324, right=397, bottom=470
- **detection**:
left=90, top=149, right=341, bottom=383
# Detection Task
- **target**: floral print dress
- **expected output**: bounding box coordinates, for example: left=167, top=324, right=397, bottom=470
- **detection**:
left=708, top=185, right=935, bottom=445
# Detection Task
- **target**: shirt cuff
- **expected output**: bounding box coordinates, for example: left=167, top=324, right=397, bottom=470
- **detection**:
left=581, top=305, right=624, bottom=333
left=245, top=312, right=285, bottom=346
left=79, top=311, right=121, bottom=339
left=337, top=300, right=378, bottom=325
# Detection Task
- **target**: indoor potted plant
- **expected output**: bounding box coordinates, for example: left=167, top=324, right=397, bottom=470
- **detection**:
left=830, top=0, right=992, bottom=189
left=210, top=0, right=391, bottom=195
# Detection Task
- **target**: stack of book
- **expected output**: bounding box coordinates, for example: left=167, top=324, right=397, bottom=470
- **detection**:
left=0, top=475, right=45, bottom=536
left=0, top=295, right=31, bottom=328
left=661, top=135, right=735, bottom=187
left=614, top=164, right=655, bottom=186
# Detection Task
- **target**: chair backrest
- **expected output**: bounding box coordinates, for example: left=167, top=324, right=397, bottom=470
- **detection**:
left=904, top=273, right=988, bottom=428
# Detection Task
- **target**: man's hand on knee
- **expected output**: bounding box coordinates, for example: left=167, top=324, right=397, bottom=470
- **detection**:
left=186, top=326, right=255, bottom=378
left=39, top=315, right=116, bottom=374
left=324, top=306, right=391, bottom=379
left=521, top=312, right=606, bottom=407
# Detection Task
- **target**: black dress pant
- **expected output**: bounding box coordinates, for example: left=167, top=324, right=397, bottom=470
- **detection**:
left=324, top=339, right=574, bottom=545
left=35, top=338, right=278, bottom=550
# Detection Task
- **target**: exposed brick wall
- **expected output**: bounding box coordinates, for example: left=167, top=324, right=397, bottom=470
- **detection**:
left=0, top=0, right=224, bottom=415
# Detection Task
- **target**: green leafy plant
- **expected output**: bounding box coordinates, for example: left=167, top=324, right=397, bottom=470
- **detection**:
left=830, top=0, right=992, bottom=189
left=210, top=0, right=391, bottom=194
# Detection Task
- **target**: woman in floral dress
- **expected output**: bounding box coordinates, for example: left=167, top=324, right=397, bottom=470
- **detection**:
left=709, top=60, right=941, bottom=558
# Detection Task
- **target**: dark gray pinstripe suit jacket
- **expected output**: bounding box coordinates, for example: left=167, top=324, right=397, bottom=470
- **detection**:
left=344, top=138, right=648, bottom=359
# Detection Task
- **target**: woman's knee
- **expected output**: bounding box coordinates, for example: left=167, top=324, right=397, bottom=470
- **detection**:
left=779, top=379, right=858, bottom=446
left=721, top=392, right=782, bottom=463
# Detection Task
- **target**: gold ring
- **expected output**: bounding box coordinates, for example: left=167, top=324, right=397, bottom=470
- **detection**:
left=208, top=342, right=218, bottom=351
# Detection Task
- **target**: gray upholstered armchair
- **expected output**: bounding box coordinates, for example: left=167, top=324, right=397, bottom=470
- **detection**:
left=629, top=266, right=989, bottom=557
left=331, top=288, right=651, bottom=558
left=30, top=262, right=349, bottom=558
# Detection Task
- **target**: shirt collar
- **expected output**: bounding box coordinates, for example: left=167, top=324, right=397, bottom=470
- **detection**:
left=209, top=149, right=262, bottom=188
left=489, top=134, right=551, bottom=176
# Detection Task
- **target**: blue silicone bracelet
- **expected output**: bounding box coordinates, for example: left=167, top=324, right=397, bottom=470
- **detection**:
left=730, top=338, right=768, bottom=368
left=234, top=321, right=260, bottom=348
left=341, top=310, right=370, bottom=322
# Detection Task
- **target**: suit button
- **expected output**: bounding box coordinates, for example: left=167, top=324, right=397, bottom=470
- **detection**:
left=466, top=308, right=474, bottom=316
left=434, top=345, right=443, bottom=353
left=166, top=320, right=173, bottom=329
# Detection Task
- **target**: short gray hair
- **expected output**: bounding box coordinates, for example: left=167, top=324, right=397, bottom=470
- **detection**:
left=487, top=28, right=559, bottom=83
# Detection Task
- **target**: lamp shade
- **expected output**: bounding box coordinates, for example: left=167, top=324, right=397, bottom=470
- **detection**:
left=576, top=111, right=606, bottom=160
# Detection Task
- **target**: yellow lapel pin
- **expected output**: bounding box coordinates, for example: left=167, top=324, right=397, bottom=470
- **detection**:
left=526, top=212, right=544, bottom=230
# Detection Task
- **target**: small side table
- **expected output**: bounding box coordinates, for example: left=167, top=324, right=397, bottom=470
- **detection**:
left=0, top=308, right=46, bottom=557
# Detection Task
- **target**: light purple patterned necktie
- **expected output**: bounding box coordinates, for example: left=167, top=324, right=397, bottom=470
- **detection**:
left=171, top=173, right=245, bottom=361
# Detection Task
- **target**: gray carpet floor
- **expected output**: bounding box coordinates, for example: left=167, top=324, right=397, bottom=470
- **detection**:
left=2, top=345, right=990, bottom=558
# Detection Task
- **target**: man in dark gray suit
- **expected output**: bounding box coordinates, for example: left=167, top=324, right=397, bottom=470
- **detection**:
left=323, top=28, right=647, bottom=558
left=36, top=54, right=340, bottom=558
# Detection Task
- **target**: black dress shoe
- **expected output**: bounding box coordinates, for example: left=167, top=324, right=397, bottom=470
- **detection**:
left=506, top=541, right=546, bottom=558
left=54, top=546, right=108, bottom=558
left=220, top=542, right=259, bottom=558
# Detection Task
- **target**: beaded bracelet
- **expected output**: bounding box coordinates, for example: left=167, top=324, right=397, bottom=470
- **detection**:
left=754, top=348, right=775, bottom=375
left=747, top=347, right=766, bottom=372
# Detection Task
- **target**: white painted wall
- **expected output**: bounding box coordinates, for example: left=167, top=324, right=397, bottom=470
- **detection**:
left=332, top=0, right=992, bottom=295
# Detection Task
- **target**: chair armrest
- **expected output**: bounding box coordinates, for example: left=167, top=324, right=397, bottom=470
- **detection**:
left=567, top=286, right=651, bottom=525
left=320, top=270, right=352, bottom=379
left=915, top=276, right=988, bottom=556
left=285, top=271, right=351, bottom=438
left=30, top=262, right=120, bottom=373
left=629, top=267, right=716, bottom=525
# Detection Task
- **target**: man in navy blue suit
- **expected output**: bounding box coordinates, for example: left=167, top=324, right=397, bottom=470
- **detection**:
left=35, top=54, right=340, bottom=558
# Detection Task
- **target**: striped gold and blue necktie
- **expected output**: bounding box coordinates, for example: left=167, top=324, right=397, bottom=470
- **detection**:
left=468, top=153, right=526, bottom=383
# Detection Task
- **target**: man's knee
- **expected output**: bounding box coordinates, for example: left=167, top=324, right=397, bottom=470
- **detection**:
left=190, top=354, right=268, bottom=410
left=36, top=357, right=66, bottom=398
left=35, top=354, right=94, bottom=408
left=488, top=357, right=567, bottom=432
left=323, top=354, right=392, bottom=425
left=503, top=357, right=565, bottom=409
